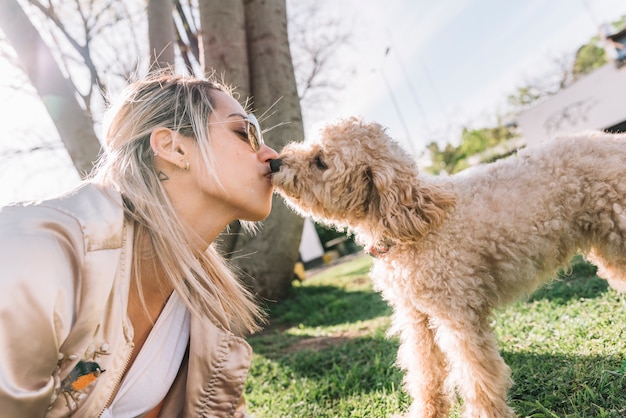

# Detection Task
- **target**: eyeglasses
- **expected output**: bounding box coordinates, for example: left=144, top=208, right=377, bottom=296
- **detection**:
left=246, top=113, right=264, bottom=152
left=207, top=112, right=265, bottom=152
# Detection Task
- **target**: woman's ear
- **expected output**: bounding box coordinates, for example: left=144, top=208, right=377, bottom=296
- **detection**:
left=150, top=128, right=189, bottom=170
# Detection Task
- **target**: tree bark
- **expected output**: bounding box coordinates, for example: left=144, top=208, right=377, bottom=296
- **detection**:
left=148, top=0, right=176, bottom=70
left=199, top=0, right=304, bottom=302
left=0, top=0, right=101, bottom=177
left=198, top=0, right=250, bottom=255
left=236, top=0, right=304, bottom=301
left=198, top=0, right=250, bottom=96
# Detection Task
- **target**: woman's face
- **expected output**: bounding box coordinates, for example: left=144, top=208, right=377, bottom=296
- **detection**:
left=190, top=91, right=279, bottom=222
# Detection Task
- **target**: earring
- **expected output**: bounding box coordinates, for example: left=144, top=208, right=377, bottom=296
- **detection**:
left=153, top=150, right=158, bottom=157
left=184, top=161, right=190, bottom=171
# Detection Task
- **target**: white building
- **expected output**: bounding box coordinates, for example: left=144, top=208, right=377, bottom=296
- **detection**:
left=298, top=217, right=325, bottom=268
left=516, top=25, right=626, bottom=144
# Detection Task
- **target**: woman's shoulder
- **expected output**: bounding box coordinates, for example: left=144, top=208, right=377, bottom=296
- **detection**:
left=38, top=182, right=124, bottom=224
left=0, top=182, right=128, bottom=322
left=1, top=182, right=126, bottom=251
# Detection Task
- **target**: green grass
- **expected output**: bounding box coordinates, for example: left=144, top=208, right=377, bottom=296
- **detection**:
left=246, top=255, right=626, bottom=417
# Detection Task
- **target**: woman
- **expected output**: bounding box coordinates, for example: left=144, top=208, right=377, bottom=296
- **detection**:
left=0, top=72, right=279, bottom=417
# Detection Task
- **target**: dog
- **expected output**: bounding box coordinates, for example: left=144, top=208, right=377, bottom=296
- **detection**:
left=269, top=117, right=626, bottom=417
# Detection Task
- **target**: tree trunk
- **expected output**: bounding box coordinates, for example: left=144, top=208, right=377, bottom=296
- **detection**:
left=148, top=0, right=176, bottom=70
left=0, top=0, right=101, bottom=177
left=198, top=0, right=250, bottom=255
left=198, top=0, right=250, bottom=96
left=235, top=0, right=304, bottom=301
left=199, top=0, right=304, bottom=302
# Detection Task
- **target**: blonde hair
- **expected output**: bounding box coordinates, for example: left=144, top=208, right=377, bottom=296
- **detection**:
left=90, top=71, right=264, bottom=334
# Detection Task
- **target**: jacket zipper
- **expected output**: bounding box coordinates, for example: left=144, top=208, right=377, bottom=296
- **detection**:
left=97, top=218, right=134, bottom=417
left=96, top=342, right=134, bottom=417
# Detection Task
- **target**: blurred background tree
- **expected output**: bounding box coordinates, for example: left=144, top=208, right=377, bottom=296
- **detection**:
left=424, top=14, right=626, bottom=176
left=0, top=0, right=351, bottom=302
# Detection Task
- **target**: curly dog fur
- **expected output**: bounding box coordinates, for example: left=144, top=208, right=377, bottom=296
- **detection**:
left=270, top=117, right=626, bottom=418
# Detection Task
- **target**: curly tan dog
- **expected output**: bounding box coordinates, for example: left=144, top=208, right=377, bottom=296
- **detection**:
left=269, top=117, right=626, bottom=418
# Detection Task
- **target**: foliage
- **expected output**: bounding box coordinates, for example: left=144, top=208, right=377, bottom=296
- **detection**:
left=571, top=14, right=626, bottom=78
left=572, top=41, right=608, bottom=78
left=313, top=222, right=359, bottom=254
left=508, top=14, right=626, bottom=112
left=287, top=0, right=353, bottom=114
left=507, top=84, right=553, bottom=110
left=314, top=222, right=346, bottom=246
left=247, top=254, right=626, bottom=417
left=425, top=122, right=518, bottom=174
left=0, top=0, right=334, bottom=301
left=428, top=14, right=626, bottom=177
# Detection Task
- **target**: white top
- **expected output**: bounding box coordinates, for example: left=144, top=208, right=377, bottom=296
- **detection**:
left=101, top=291, right=190, bottom=418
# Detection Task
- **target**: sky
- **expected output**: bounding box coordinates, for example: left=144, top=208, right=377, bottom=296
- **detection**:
left=2, top=0, right=626, bottom=205
left=304, top=0, right=626, bottom=154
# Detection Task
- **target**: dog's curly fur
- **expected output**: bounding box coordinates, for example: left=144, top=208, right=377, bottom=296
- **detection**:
left=270, top=117, right=626, bottom=418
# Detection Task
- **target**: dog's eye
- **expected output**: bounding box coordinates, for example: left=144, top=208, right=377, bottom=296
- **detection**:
left=314, top=155, right=328, bottom=170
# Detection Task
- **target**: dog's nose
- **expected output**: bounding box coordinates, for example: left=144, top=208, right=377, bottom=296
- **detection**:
left=270, top=158, right=282, bottom=173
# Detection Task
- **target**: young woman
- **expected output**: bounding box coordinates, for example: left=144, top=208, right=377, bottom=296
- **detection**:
left=0, top=72, right=279, bottom=417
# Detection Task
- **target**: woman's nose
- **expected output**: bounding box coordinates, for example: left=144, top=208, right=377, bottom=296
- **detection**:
left=259, top=143, right=279, bottom=161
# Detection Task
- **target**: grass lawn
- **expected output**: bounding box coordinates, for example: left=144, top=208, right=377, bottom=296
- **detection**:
left=246, top=254, right=626, bottom=418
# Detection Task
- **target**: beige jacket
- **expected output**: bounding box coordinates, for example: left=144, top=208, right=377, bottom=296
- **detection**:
left=0, top=183, right=252, bottom=417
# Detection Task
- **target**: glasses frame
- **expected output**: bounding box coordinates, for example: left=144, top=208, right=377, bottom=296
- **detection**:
left=246, top=113, right=264, bottom=152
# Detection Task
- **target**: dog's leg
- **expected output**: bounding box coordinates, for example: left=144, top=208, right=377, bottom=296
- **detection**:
left=434, top=314, right=514, bottom=418
left=392, top=308, right=450, bottom=418
left=586, top=247, right=626, bottom=293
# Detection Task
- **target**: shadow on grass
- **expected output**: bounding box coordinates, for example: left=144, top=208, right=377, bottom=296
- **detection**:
left=248, top=252, right=625, bottom=417
left=528, top=275, right=609, bottom=304
left=249, top=331, right=626, bottom=417
left=247, top=330, right=412, bottom=417
left=263, top=284, right=392, bottom=329
left=249, top=331, right=405, bottom=397
left=526, top=255, right=610, bottom=304
left=267, top=256, right=609, bottom=329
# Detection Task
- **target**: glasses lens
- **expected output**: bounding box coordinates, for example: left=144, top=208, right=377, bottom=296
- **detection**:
left=247, top=113, right=264, bottom=151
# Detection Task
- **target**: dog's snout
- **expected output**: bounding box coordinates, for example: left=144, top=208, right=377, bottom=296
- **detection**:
left=270, top=158, right=283, bottom=173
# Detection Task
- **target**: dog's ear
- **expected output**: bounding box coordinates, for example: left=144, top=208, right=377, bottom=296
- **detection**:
left=366, top=164, right=456, bottom=244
